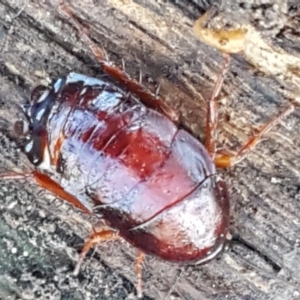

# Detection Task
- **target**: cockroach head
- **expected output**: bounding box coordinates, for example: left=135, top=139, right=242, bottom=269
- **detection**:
left=14, top=85, right=55, bottom=167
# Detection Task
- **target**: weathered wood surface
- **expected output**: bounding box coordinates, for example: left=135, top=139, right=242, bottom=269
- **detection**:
left=0, top=1, right=300, bottom=299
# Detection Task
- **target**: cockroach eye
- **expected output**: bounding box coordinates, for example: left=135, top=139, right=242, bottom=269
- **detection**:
left=36, top=90, right=50, bottom=104
left=31, top=85, right=50, bottom=104
left=14, top=120, right=29, bottom=136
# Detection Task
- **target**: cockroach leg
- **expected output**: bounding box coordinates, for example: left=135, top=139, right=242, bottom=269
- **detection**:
left=205, top=52, right=231, bottom=157
left=0, top=171, right=91, bottom=213
left=0, top=172, right=30, bottom=180
left=73, top=226, right=145, bottom=297
left=135, top=251, right=145, bottom=299
left=214, top=105, right=295, bottom=168
left=58, top=4, right=179, bottom=123
left=73, top=229, right=119, bottom=276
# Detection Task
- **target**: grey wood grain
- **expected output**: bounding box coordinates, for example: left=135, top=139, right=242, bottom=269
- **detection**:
left=0, top=1, right=300, bottom=299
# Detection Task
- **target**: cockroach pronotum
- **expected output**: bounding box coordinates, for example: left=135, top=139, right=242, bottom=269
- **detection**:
left=0, top=5, right=295, bottom=298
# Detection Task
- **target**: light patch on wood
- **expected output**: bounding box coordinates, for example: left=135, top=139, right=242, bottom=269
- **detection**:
left=194, top=11, right=300, bottom=103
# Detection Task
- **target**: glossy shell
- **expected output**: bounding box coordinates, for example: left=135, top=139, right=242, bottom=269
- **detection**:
left=21, top=72, right=230, bottom=263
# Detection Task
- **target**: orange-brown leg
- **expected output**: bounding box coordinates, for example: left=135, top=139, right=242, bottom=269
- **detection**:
left=58, top=4, right=179, bottom=123
left=205, top=52, right=231, bottom=158
left=135, top=251, right=145, bottom=299
left=0, top=171, right=91, bottom=213
left=1, top=171, right=143, bottom=295
left=72, top=230, right=145, bottom=297
left=214, top=105, right=294, bottom=168
left=73, top=229, right=119, bottom=276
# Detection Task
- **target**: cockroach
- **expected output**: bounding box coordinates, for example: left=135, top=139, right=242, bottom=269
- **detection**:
left=0, top=5, right=294, bottom=298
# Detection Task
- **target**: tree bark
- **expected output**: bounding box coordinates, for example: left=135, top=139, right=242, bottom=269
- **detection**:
left=0, top=1, right=300, bottom=299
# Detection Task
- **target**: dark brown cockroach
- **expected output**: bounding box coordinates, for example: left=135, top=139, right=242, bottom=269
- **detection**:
left=0, top=5, right=294, bottom=298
